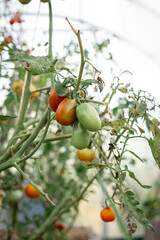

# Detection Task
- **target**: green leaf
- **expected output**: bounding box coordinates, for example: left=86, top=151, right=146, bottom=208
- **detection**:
left=127, top=150, right=144, bottom=162
left=136, top=124, right=145, bottom=134
left=120, top=191, right=154, bottom=231
left=119, top=172, right=126, bottom=182
left=55, top=81, right=68, bottom=97
left=21, top=56, right=55, bottom=75
left=0, top=115, right=17, bottom=121
left=128, top=171, right=151, bottom=189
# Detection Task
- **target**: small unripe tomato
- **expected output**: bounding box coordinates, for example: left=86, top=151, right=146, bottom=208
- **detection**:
left=4, top=37, right=12, bottom=44
left=18, top=0, right=32, bottom=4
left=54, top=223, right=65, bottom=231
left=7, top=190, right=23, bottom=203
left=77, top=148, right=96, bottom=162
left=40, top=0, right=50, bottom=2
left=49, top=87, right=69, bottom=112
left=0, top=45, right=4, bottom=51
left=100, top=208, right=115, bottom=222
left=55, top=98, right=77, bottom=126
left=24, top=184, right=42, bottom=199
left=72, top=121, right=90, bottom=149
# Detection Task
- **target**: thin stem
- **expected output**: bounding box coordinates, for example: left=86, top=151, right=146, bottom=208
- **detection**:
left=48, top=1, right=53, bottom=58
left=14, top=163, right=56, bottom=207
left=43, top=133, right=72, bottom=143
left=86, top=99, right=106, bottom=105
left=85, top=59, right=101, bottom=74
left=0, top=109, right=49, bottom=172
left=65, top=17, right=85, bottom=92
left=17, top=109, right=51, bottom=164
left=8, top=72, right=32, bottom=147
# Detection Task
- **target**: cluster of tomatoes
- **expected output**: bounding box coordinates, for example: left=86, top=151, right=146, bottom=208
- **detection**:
left=9, top=12, right=22, bottom=25
left=13, top=80, right=38, bottom=99
left=49, top=87, right=101, bottom=162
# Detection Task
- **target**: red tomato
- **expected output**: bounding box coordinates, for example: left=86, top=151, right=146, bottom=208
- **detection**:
left=54, top=223, right=65, bottom=231
left=9, top=18, right=15, bottom=25
left=77, top=148, right=96, bottom=162
left=4, top=37, right=12, bottom=44
left=24, top=184, right=42, bottom=199
left=100, top=208, right=115, bottom=222
left=14, top=17, right=22, bottom=23
left=55, top=98, right=77, bottom=126
left=49, top=87, right=69, bottom=112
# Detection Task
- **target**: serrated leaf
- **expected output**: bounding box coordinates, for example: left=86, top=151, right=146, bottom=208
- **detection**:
left=21, top=56, right=55, bottom=75
left=55, top=81, right=68, bottom=97
left=121, top=191, right=154, bottom=231
left=0, top=115, right=17, bottom=121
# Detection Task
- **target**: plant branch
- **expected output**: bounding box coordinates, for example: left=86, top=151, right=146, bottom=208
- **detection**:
left=14, top=163, right=56, bottom=207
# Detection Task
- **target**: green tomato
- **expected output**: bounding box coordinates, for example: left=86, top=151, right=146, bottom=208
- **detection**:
left=40, top=0, right=50, bottom=2
left=76, top=103, right=101, bottom=132
left=18, top=0, right=32, bottom=4
left=7, top=190, right=23, bottom=203
left=72, top=120, right=90, bottom=149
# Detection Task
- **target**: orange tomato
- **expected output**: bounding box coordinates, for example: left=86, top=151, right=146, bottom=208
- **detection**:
left=77, top=148, right=96, bottom=162
left=55, top=98, right=77, bottom=126
left=13, top=81, right=37, bottom=99
left=24, top=184, right=42, bottom=199
left=30, top=84, right=38, bottom=99
left=100, top=208, right=115, bottom=222
left=49, top=87, right=69, bottom=112
left=4, top=37, right=12, bottom=44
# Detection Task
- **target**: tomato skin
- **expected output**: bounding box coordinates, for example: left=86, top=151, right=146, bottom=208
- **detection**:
left=100, top=208, right=115, bottom=222
left=9, top=18, right=15, bottom=25
left=54, top=223, right=65, bottom=231
left=7, top=190, right=23, bottom=203
left=18, top=0, right=32, bottom=4
left=72, top=121, right=90, bottom=149
left=55, top=98, right=77, bottom=126
left=76, top=103, right=101, bottom=132
left=24, top=184, right=41, bottom=199
left=4, top=37, right=12, bottom=44
left=77, top=148, right=96, bottom=162
left=49, top=87, right=69, bottom=112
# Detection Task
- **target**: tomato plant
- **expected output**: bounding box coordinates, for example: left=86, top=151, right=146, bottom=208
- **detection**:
left=72, top=120, right=90, bottom=149
left=24, top=184, right=42, bottom=199
left=77, top=148, right=96, bottom=162
left=55, top=98, right=77, bottom=126
left=49, top=87, right=69, bottom=112
left=0, top=1, right=160, bottom=240
left=100, top=208, right=115, bottom=222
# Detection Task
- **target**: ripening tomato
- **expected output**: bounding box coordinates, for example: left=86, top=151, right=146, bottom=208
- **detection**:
left=55, top=98, right=77, bottom=126
left=7, top=190, right=23, bottom=203
left=77, top=148, right=96, bottom=162
left=24, top=184, right=42, bottom=199
left=100, top=208, right=115, bottom=222
left=49, top=87, right=69, bottom=112
left=30, top=84, right=38, bottom=99
left=54, top=223, right=65, bottom=231
left=76, top=103, right=101, bottom=132
left=4, top=37, right=12, bottom=44
left=13, top=81, right=37, bottom=99
left=72, top=120, right=90, bottom=149
left=18, top=0, right=31, bottom=4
